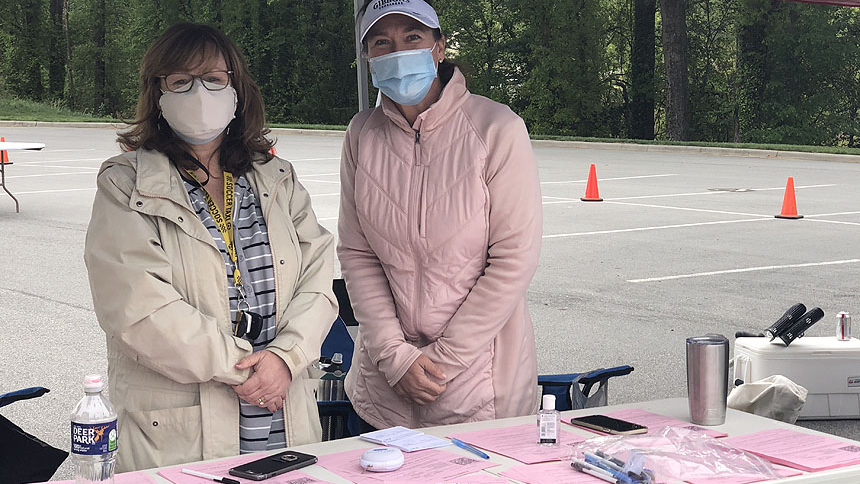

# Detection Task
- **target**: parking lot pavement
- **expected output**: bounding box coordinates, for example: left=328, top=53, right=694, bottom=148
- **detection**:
left=1, top=127, right=859, bottom=479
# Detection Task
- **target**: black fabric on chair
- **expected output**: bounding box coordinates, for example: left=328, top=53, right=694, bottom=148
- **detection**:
left=0, top=387, right=68, bottom=484
left=333, top=278, right=357, bottom=326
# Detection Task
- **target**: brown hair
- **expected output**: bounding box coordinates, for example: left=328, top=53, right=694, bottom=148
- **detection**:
left=117, top=22, right=273, bottom=174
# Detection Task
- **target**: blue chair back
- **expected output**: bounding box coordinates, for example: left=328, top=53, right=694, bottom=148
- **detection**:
left=321, top=316, right=353, bottom=372
left=538, top=365, right=634, bottom=411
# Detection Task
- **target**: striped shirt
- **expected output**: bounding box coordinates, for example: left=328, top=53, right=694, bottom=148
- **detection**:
left=185, top=174, right=286, bottom=453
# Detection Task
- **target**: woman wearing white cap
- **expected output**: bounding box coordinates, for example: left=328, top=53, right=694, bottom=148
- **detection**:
left=338, top=0, right=543, bottom=429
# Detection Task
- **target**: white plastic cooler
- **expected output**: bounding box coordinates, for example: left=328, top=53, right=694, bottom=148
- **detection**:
left=734, top=336, right=860, bottom=420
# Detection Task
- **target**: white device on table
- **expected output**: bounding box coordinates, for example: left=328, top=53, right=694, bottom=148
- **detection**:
left=359, top=447, right=404, bottom=472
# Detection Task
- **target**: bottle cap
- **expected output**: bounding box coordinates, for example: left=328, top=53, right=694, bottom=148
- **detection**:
left=542, top=394, right=556, bottom=411
left=84, top=374, right=104, bottom=392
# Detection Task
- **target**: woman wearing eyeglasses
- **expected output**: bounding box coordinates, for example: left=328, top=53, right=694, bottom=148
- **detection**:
left=84, top=23, right=336, bottom=471
left=339, top=0, right=542, bottom=430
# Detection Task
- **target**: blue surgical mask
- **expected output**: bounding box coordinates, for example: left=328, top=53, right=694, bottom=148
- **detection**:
left=369, top=46, right=438, bottom=106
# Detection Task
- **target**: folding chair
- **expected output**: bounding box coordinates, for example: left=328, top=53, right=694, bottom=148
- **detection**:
left=0, top=387, right=68, bottom=483
left=317, top=279, right=361, bottom=440
left=538, top=365, right=635, bottom=411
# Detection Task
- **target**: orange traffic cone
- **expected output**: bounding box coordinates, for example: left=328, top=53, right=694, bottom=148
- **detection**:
left=775, top=177, right=803, bottom=219
left=580, top=163, right=602, bottom=202
left=0, top=137, right=11, bottom=165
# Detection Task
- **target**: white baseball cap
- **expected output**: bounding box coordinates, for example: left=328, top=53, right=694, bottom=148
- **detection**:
left=359, top=0, right=440, bottom=43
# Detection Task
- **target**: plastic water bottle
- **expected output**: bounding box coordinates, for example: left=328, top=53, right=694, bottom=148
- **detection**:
left=71, top=374, right=117, bottom=484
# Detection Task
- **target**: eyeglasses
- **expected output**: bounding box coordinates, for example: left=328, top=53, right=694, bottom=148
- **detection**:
left=159, top=70, right=233, bottom=93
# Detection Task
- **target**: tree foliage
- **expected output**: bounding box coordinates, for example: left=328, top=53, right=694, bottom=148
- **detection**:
left=0, top=0, right=858, bottom=146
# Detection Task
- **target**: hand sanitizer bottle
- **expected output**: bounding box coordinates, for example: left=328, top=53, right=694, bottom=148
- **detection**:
left=537, top=394, right=560, bottom=446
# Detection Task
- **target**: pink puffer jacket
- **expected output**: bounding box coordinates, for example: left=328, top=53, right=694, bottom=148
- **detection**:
left=338, top=68, right=542, bottom=428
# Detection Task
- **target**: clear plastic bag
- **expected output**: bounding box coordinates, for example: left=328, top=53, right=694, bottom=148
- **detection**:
left=569, top=426, right=779, bottom=483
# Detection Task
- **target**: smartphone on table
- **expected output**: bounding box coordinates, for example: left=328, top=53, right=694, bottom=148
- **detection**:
left=567, top=414, right=648, bottom=435
left=229, top=450, right=317, bottom=480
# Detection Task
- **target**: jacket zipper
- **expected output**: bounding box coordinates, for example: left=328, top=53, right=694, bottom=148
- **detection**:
left=410, top=129, right=424, bottom=425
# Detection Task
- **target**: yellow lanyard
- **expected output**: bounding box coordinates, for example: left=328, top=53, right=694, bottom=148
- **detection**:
left=188, top=170, right=243, bottom=289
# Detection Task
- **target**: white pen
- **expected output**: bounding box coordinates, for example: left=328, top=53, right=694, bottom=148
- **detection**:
left=571, top=457, right=619, bottom=484
left=181, top=468, right=241, bottom=484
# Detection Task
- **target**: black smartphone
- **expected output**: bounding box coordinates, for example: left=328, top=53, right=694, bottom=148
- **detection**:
left=567, top=415, right=648, bottom=435
left=228, top=450, right=317, bottom=480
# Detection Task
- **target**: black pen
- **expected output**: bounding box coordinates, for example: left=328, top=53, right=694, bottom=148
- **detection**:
left=181, top=468, right=240, bottom=484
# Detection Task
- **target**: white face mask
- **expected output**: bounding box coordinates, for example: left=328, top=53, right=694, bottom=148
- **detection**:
left=158, top=79, right=238, bottom=145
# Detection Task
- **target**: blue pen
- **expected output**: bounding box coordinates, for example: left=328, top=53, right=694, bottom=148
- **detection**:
left=585, top=453, right=637, bottom=484
left=450, top=438, right=490, bottom=459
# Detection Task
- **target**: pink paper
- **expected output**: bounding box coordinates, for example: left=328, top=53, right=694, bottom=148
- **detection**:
left=433, top=474, right=509, bottom=484
left=157, top=452, right=332, bottom=484
left=315, top=447, right=497, bottom=484
left=723, top=428, right=860, bottom=472
left=684, top=464, right=802, bottom=484
left=40, top=471, right=159, bottom=484
left=501, top=461, right=609, bottom=484
left=447, top=423, right=586, bottom=464
left=567, top=409, right=728, bottom=439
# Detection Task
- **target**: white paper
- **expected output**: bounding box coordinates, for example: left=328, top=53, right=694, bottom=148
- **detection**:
left=360, top=425, right=450, bottom=452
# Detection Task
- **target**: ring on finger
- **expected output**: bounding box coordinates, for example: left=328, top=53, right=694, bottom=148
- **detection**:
left=258, top=397, right=266, bottom=406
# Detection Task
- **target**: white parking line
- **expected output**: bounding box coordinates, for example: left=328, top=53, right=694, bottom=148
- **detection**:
left=543, top=218, right=770, bottom=238
left=806, top=211, right=860, bottom=217
left=605, top=184, right=836, bottom=201
left=16, top=188, right=96, bottom=195
left=606, top=200, right=770, bottom=218
left=6, top=171, right=98, bottom=179
left=804, top=219, right=860, bottom=227
left=14, top=158, right=105, bottom=165
left=14, top=164, right=102, bottom=170
left=541, top=174, right=677, bottom=185
left=628, top=259, right=860, bottom=283
left=542, top=184, right=837, bottom=205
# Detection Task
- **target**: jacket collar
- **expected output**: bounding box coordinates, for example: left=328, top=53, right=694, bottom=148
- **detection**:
left=134, top=149, right=196, bottom=207
left=381, top=67, right=470, bottom=133
left=111, top=149, right=283, bottom=207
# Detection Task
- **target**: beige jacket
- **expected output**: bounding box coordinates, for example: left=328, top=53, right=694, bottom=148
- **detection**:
left=339, top=68, right=542, bottom=428
left=84, top=149, right=336, bottom=471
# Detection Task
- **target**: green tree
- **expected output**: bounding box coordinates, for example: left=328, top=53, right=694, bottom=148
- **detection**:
left=687, top=0, right=738, bottom=142
left=515, top=0, right=614, bottom=136
left=660, top=0, right=691, bottom=140
left=2, top=0, right=46, bottom=100
left=630, top=0, right=657, bottom=139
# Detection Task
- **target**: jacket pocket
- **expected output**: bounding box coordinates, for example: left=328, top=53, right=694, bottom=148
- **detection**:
left=123, top=405, right=202, bottom=469
left=283, top=371, right=322, bottom=446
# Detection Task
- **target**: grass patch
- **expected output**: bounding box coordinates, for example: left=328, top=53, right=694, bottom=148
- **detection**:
left=270, top=123, right=347, bottom=131
left=531, top=134, right=860, bottom=156
left=0, top=94, right=117, bottom=122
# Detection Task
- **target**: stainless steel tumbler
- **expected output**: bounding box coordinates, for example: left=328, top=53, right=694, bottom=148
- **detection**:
left=686, top=334, right=729, bottom=426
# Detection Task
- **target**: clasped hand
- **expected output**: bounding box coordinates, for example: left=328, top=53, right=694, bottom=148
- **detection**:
left=233, top=349, right=292, bottom=413
left=393, top=354, right=447, bottom=404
